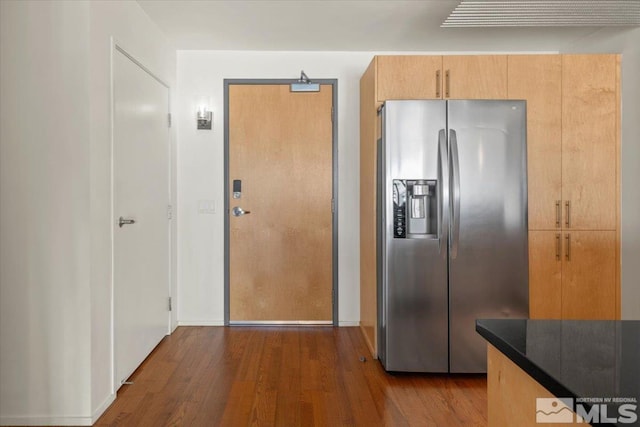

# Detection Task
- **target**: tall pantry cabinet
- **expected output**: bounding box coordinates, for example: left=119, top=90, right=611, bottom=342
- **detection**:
left=512, top=54, right=620, bottom=320
left=360, top=54, right=620, bottom=357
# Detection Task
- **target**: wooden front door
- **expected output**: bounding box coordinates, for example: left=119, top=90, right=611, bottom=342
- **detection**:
left=227, top=83, right=334, bottom=323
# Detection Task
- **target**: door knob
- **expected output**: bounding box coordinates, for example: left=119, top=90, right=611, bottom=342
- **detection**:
left=118, top=216, right=136, bottom=227
left=232, top=206, right=251, bottom=217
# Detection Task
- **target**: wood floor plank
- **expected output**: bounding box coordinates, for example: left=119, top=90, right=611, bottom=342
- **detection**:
left=95, top=327, right=488, bottom=426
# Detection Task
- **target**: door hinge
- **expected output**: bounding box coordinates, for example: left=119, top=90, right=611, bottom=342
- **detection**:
left=331, top=199, right=335, bottom=213
left=331, top=107, right=334, bottom=123
left=168, top=113, right=172, bottom=128
left=168, top=297, right=172, bottom=312
left=167, top=204, right=173, bottom=220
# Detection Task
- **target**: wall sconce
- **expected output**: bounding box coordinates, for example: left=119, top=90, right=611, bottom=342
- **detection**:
left=196, top=97, right=212, bottom=130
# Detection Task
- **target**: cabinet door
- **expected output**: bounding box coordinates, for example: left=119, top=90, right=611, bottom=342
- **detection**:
left=442, top=55, right=507, bottom=99
left=508, top=55, right=562, bottom=230
left=562, top=231, right=616, bottom=319
left=376, top=55, right=443, bottom=101
left=529, top=231, right=562, bottom=319
left=562, top=55, right=618, bottom=230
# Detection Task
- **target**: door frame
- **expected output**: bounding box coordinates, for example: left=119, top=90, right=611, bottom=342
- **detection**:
left=111, top=41, right=173, bottom=392
left=223, top=79, right=339, bottom=326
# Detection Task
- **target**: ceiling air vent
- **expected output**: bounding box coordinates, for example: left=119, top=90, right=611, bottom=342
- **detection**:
left=442, top=0, right=640, bottom=27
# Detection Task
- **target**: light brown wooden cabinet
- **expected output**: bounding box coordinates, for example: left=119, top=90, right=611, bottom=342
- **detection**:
left=562, top=231, right=617, bottom=319
left=376, top=55, right=443, bottom=101
left=528, top=230, right=562, bottom=318
left=562, top=55, right=618, bottom=231
left=488, top=344, right=581, bottom=427
left=508, top=55, right=562, bottom=230
left=522, top=54, right=620, bottom=320
left=443, top=55, right=507, bottom=99
left=360, top=60, right=378, bottom=356
left=529, top=230, right=617, bottom=320
left=360, top=54, right=620, bottom=357
left=509, top=54, right=618, bottom=232
left=374, top=55, right=507, bottom=102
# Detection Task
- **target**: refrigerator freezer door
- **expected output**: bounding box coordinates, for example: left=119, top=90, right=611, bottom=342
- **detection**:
left=447, top=100, right=529, bottom=373
left=379, top=100, right=449, bottom=372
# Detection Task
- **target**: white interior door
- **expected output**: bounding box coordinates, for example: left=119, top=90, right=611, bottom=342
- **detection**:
left=114, top=48, right=170, bottom=388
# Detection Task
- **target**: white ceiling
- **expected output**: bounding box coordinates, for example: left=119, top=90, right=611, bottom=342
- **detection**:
left=136, top=0, right=631, bottom=52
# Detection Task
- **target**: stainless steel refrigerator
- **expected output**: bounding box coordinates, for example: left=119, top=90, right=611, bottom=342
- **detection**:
left=376, top=100, right=529, bottom=373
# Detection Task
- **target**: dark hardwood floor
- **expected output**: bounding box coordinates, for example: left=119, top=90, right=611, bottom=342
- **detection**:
left=96, top=327, right=487, bottom=426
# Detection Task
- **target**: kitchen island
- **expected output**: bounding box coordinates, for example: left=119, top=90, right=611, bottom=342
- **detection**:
left=476, top=319, right=639, bottom=426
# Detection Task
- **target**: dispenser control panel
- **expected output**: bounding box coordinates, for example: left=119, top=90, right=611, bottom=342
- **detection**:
left=392, top=180, right=407, bottom=238
left=392, top=179, right=437, bottom=239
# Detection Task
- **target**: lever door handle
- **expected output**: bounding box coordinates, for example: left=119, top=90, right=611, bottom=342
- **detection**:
left=232, top=206, right=251, bottom=217
left=118, top=217, right=136, bottom=228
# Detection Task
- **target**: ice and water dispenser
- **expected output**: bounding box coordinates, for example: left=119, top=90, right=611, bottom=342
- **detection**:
left=393, top=179, right=437, bottom=239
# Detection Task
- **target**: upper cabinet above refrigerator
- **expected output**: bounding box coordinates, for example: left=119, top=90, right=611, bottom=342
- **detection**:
left=441, top=56, right=507, bottom=99
left=375, top=55, right=507, bottom=103
left=377, top=56, right=443, bottom=101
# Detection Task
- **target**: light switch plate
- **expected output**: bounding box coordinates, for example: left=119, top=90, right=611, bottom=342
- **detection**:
left=197, top=200, right=216, bottom=214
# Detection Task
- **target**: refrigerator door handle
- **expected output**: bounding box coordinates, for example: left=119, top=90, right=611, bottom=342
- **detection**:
left=449, top=129, right=461, bottom=259
left=437, top=129, right=448, bottom=255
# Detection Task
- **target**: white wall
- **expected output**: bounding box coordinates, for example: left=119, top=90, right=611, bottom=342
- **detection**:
left=564, top=28, right=640, bottom=320
left=0, top=1, right=176, bottom=425
left=0, top=1, right=93, bottom=423
left=177, top=51, right=377, bottom=325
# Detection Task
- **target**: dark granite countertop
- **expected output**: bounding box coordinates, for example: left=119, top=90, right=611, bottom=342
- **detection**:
left=476, top=319, right=640, bottom=426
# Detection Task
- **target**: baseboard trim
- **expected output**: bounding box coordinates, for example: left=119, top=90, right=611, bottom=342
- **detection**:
left=338, top=321, right=360, bottom=327
left=359, top=323, right=378, bottom=359
left=0, top=392, right=116, bottom=426
left=0, top=415, right=92, bottom=426
left=177, top=320, right=225, bottom=326
left=177, top=320, right=359, bottom=327
left=92, top=393, right=116, bottom=424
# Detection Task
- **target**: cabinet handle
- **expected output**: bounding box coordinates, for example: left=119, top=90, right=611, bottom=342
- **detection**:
left=565, top=200, right=571, bottom=228
left=436, top=70, right=441, bottom=98
left=565, top=233, right=571, bottom=261
left=445, top=70, right=450, bottom=98
left=555, top=200, right=561, bottom=228
left=555, top=233, right=561, bottom=261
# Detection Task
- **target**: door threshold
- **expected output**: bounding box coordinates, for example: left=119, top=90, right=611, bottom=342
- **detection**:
left=228, top=320, right=333, bottom=326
